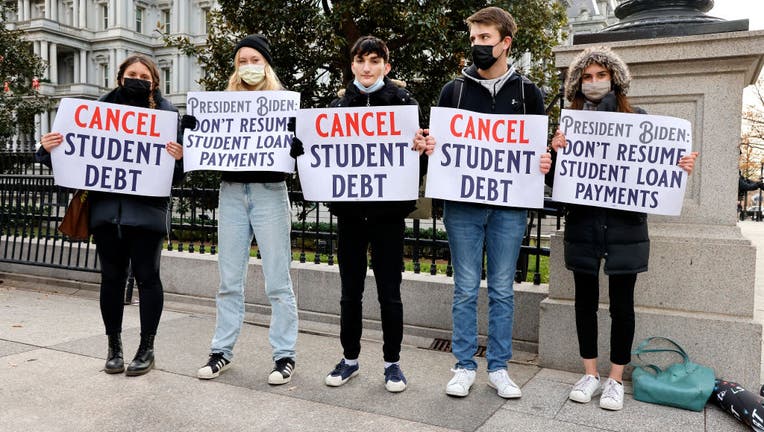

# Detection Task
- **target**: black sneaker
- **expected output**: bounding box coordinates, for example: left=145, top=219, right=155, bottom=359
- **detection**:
left=268, top=357, right=295, bottom=385
left=197, top=352, right=231, bottom=380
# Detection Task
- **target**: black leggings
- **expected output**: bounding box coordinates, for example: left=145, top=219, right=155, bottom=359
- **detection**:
left=337, top=216, right=404, bottom=363
left=573, top=271, right=636, bottom=366
left=93, top=225, right=164, bottom=336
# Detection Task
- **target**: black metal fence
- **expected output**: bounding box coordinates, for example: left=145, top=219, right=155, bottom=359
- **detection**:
left=0, top=86, right=566, bottom=284
left=0, top=166, right=562, bottom=284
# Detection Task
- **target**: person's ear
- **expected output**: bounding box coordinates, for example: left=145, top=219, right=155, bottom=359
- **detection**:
left=384, top=62, right=391, bottom=75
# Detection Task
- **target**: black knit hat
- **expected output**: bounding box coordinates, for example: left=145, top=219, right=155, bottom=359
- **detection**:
left=234, top=34, right=273, bottom=65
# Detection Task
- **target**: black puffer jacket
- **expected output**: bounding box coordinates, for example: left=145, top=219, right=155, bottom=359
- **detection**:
left=36, top=87, right=185, bottom=234
left=556, top=93, right=650, bottom=275
left=326, top=77, right=420, bottom=219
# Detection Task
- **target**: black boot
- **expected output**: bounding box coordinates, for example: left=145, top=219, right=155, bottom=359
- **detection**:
left=126, top=334, right=155, bottom=376
left=104, top=333, right=124, bottom=374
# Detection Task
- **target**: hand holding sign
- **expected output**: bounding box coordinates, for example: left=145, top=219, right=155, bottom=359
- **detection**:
left=412, top=128, right=435, bottom=156
left=40, top=132, right=63, bottom=153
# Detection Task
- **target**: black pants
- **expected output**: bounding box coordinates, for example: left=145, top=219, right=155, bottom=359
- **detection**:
left=573, top=271, right=636, bottom=366
left=337, top=216, right=404, bottom=363
left=93, top=225, right=164, bottom=336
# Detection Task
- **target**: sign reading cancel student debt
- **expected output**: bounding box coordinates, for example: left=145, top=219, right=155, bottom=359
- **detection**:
left=425, top=107, right=548, bottom=208
left=552, top=109, right=692, bottom=216
left=295, top=105, right=419, bottom=201
left=183, top=90, right=300, bottom=173
left=50, top=98, right=178, bottom=196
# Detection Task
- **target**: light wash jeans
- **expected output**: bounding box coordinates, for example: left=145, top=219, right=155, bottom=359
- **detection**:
left=210, top=181, right=298, bottom=361
left=444, top=201, right=526, bottom=372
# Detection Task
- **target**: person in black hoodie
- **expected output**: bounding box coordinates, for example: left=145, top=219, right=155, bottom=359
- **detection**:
left=320, top=35, right=422, bottom=393
left=424, top=7, right=553, bottom=400
left=37, top=54, right=185, bottom=376
left=195, top=35, right=299, bottom=386
left=550, top=46, right=698, bottom=411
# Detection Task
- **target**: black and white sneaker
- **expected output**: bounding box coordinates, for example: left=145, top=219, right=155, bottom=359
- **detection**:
left=268, top=357, right=295, bottom=385
left=197, top=352, right=231, bottom=380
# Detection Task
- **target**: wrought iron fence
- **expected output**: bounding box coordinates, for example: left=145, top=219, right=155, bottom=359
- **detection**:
left=1, top=86, right=566, bottom=283
left=0, top=169, right=562, bottom=284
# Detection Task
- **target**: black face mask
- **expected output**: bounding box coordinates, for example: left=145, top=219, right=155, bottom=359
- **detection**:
left=471, top=42, right=502, bottom=70
left=121, top=78, right=152, bottom=98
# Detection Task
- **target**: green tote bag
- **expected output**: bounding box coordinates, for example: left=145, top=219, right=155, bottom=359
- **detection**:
left=630, top=336, right=715, bottom=412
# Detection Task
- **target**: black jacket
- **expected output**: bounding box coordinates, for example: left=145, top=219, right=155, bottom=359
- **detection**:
left=326, top=77, right=420, bottom=219
left=554, top=93, right=650, bottom=275
left=438, top=65, right=545, bottom=117
left=36, top=88, right=185, bottom=234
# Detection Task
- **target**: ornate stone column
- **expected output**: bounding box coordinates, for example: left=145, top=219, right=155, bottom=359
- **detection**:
left=541, top=0, right=764, bottom=388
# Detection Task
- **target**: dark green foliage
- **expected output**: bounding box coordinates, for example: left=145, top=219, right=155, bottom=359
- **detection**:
left=0, top=3, right=51, bottom=137
left=165, top=1, right=567, bottom=121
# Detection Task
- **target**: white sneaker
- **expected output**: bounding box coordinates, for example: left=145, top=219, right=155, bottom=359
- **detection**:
left=600, top=378, right=624, bottom=411
left=569, top=374, right=601, bottom=403
left=446, top=368, right=476, bottom=397
left=488, top=369, right=522, bottom=399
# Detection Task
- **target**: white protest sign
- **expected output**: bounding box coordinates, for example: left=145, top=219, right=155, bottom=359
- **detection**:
left=50, top=98, right=178, bottom=197
left=425, top=107, right=548, bottom=208
left=184, top=90, right=300, bottom=173
left=296, top=105, right=420, bottom=201
left=552, top=109, right=692, bottom=216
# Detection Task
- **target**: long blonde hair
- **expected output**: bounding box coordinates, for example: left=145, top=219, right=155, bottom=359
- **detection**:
left=226, top=50, right=282, bottom=91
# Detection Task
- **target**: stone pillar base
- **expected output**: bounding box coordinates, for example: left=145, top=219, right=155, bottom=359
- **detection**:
left=540, top=297, right=763, bottom=388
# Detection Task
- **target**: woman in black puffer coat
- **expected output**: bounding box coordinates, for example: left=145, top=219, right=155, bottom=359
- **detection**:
left=36, top=54, right=185, bottom=377
left=549, top=46, right=698, bottom=411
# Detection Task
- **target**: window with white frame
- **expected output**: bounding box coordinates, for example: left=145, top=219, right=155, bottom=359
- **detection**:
left=101, top=4, right=108, bottom=29
left=161, top=9, right=171, bottom=33
left=162, top=68, right=171, bottom=95
left=135, top=7, right=144, bottom=33
left=101, top=64, right=110, bottom=88
left=202, top=8, right=211, bottom=34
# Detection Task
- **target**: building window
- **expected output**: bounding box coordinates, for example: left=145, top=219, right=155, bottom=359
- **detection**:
left=135, top=7, right=144, bottom=33
left=101, top=64, right=110, bottom=88
left=163, top=68, right=171, bottom=95
left=161, top=9, right=171, bottom=34
left=202, top=8, right=211, bottom=34
left=101, top=4, right=108, bottom=29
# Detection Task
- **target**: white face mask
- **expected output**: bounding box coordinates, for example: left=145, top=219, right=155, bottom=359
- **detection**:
left=353, top=76, right=385, bottom=94
left=581, top=80, right=611, bottom=102
left=239, top=64, right=265, bottom=85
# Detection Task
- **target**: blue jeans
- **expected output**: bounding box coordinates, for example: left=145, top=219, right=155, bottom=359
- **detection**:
left=211, top=181, right=298, bottom=361
left=444, top=201, right=526, bottom=372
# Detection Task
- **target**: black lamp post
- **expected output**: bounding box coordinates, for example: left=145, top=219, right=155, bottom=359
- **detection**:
left=573, top=0, right=749, bottom=44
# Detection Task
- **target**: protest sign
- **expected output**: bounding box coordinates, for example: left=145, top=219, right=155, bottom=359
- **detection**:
left=184, top=90, right=299, bottom=173
left=552, top=109, right=692, bottom=216
left=50, top=98, right=178, bottom=197
left=295, top=105, right=420, bottom=202
left=425, top=107, right=548, bottom=208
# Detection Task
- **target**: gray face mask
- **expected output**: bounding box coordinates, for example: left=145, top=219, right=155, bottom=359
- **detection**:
left=581, top=80, right=611, bottom=102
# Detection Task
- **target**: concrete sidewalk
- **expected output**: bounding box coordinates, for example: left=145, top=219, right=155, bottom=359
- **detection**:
left=0, top=274, right=749, bottom=432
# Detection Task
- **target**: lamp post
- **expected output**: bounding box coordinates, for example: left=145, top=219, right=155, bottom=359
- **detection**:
left=573, top=0, right=749, bottom=44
